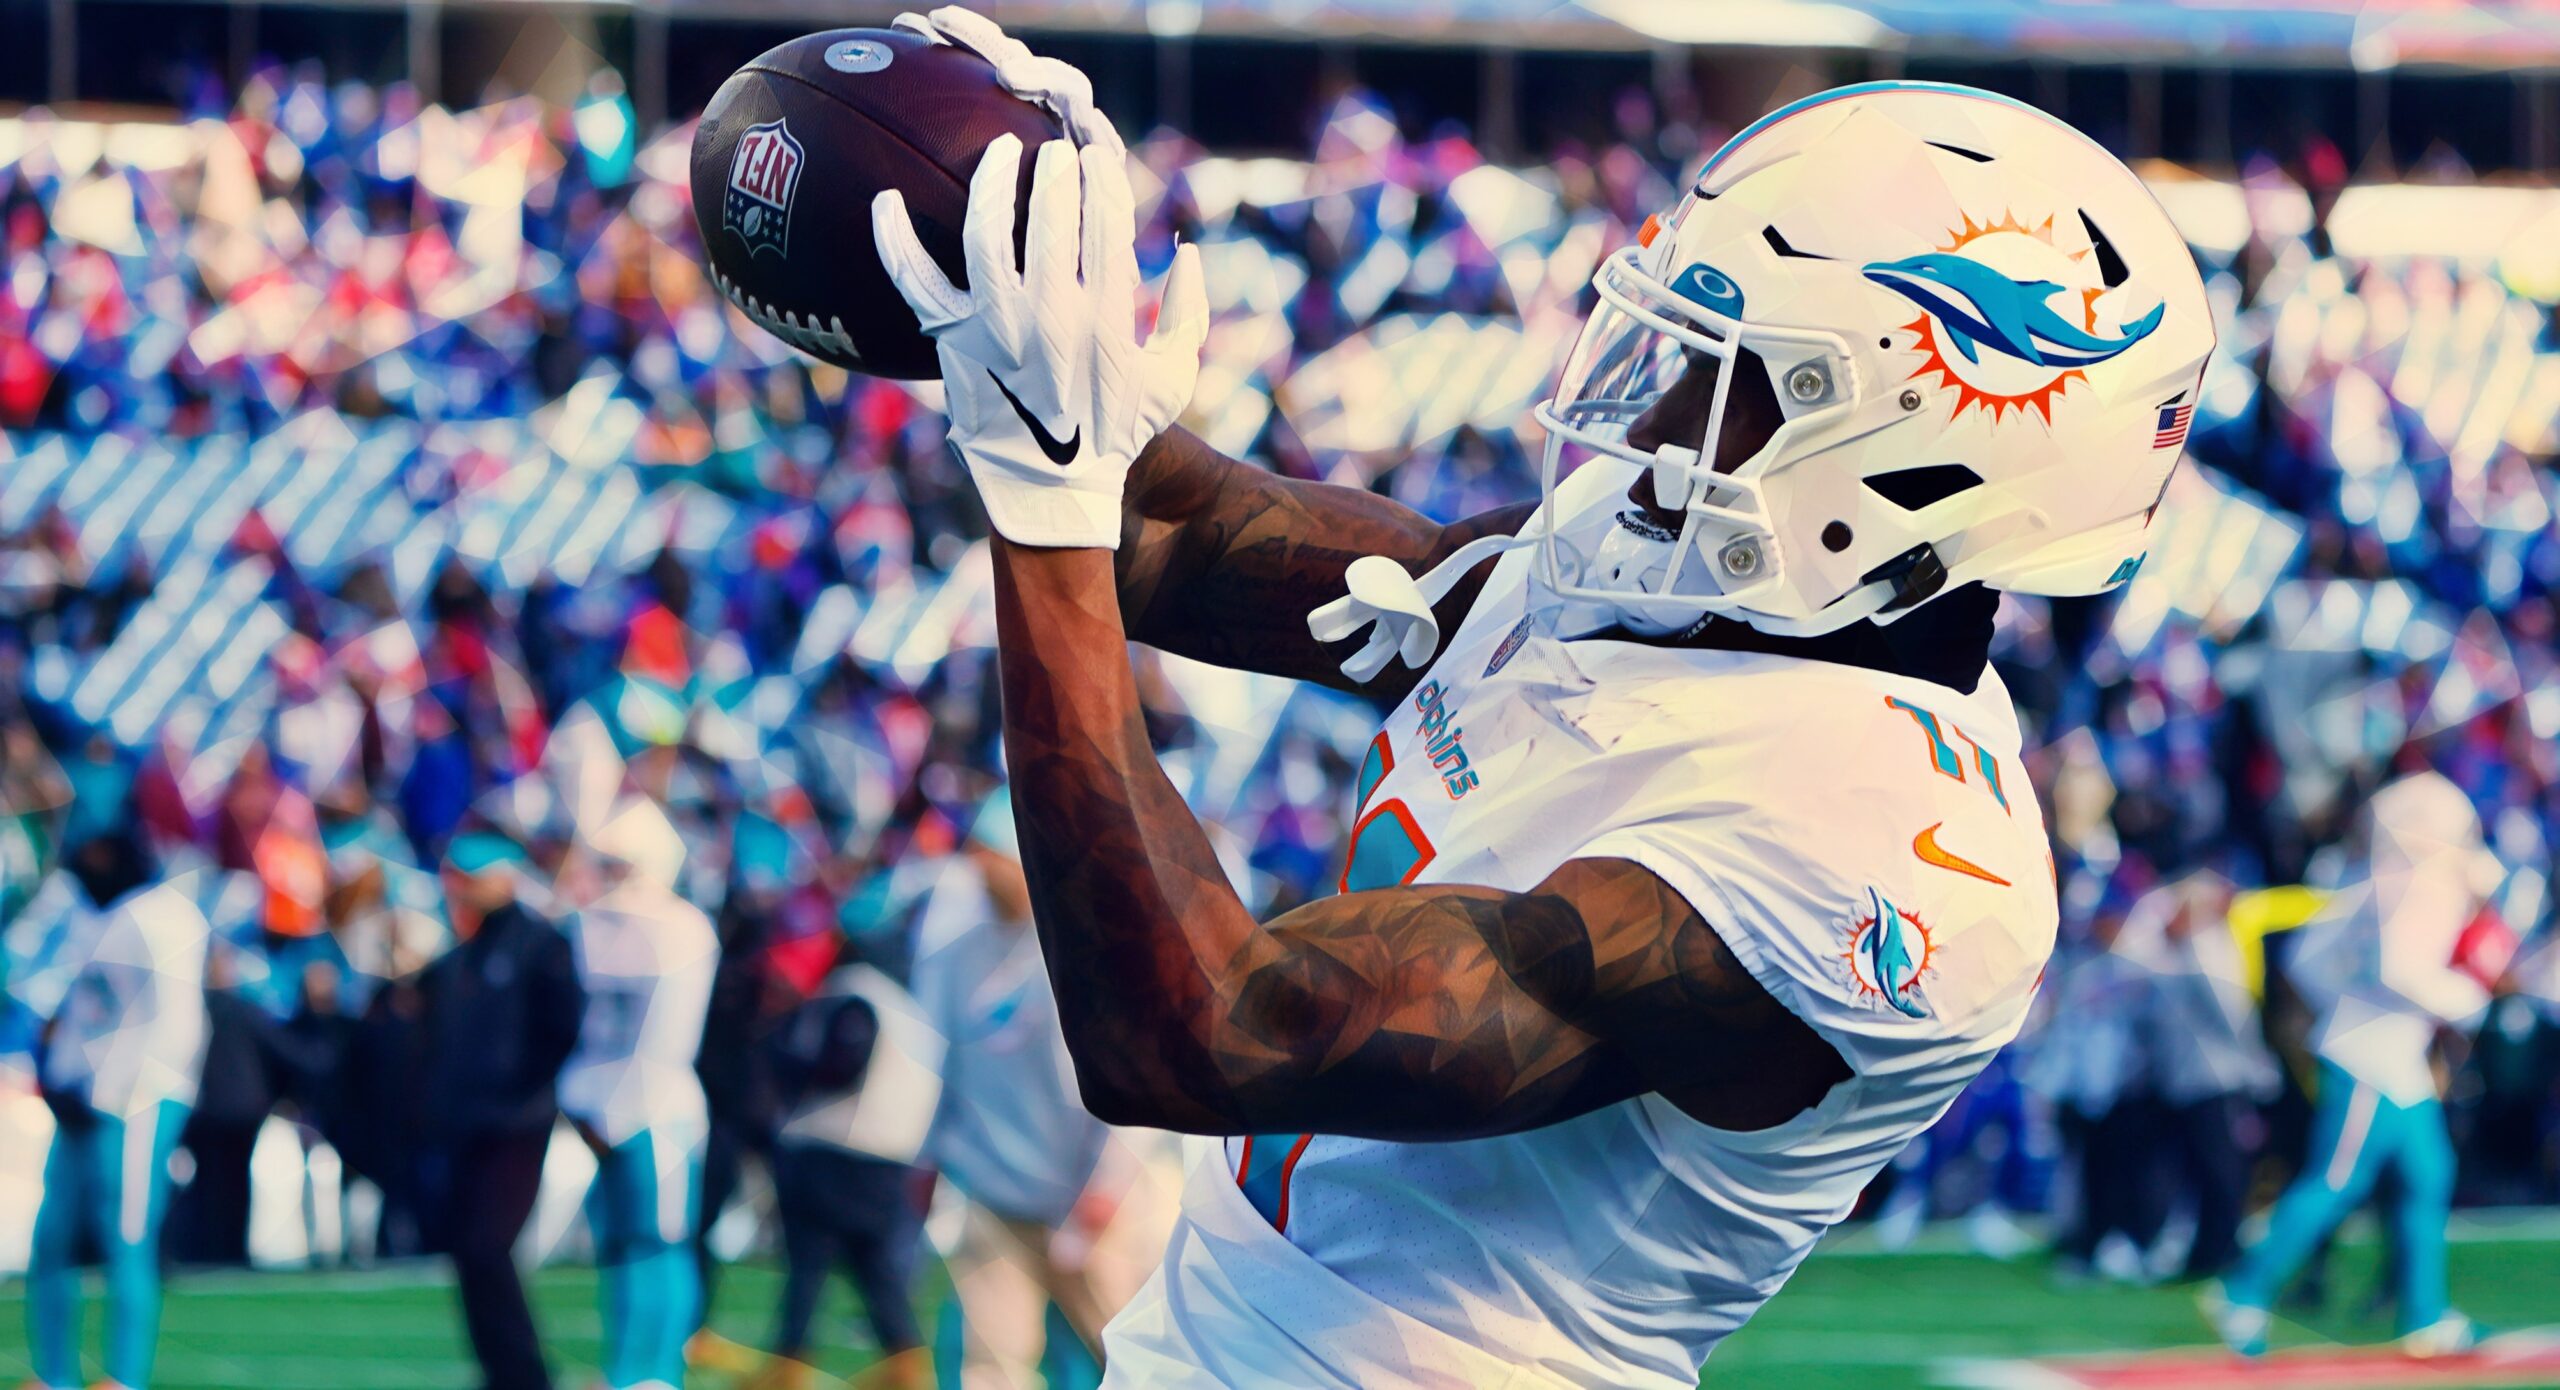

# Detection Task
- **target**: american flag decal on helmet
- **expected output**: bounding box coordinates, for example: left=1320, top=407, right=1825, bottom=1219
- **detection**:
left=2152, top=392, right=2194, bottom=450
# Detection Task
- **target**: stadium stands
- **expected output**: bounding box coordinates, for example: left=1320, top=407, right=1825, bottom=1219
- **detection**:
left=2, top=51, right=2557, bottom=1288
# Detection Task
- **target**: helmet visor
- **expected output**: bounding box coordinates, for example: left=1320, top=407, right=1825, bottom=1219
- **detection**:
left=1549, top=254, right=1738, bottom=458
left=1533, top=248, right=1858, bottom=630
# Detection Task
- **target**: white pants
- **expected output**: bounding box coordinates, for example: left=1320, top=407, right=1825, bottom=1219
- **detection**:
left=945, top=1133, right=1183, bottom=1390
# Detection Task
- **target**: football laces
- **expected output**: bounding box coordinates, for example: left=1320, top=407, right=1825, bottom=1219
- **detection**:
left=710, top=265, right=859, bottom=363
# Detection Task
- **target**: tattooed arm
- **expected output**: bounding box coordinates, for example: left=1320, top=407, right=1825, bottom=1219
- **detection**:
left=995, top=539, right=1848, bottom=1141
left=1113, top=428, right=1535, bottom=702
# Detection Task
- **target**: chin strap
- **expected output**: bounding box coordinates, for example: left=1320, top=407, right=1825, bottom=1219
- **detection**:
left=1305, top=533, right=1533, bottom=684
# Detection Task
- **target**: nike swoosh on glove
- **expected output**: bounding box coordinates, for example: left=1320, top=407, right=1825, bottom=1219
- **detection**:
left=874, top=134, right=1207, bottom=549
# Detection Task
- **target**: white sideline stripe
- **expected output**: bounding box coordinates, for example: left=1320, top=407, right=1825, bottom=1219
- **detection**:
left=1813, top=1206, right=2560, bottom=1257
left=166, top=1263, right=458, bottom=1295
left=156, top=1207, right=2560, bottom=1293
left=1933, top=1357, right=2089, bottom=1390
left=2327, top=1082, right=2380, bottom=1190
left=1933, top=1327, right=2560, bottom=1389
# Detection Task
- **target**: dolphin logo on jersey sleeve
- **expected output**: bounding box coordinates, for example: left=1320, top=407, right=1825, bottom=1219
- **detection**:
left=1850, top=886, right=1933, bottom=1020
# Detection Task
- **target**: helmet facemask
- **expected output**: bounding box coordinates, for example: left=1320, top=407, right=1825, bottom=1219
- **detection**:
left=1534, top=246, right=1863, bottom=638
left=1526, top=85, right=2214, bottom=643
left=1305, top=83, right=2214, bottom=686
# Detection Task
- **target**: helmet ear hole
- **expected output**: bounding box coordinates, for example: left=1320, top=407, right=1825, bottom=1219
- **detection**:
left=1762, top=225, right=1830, bottom=261
left=1867, top=463, right=1985, bottom=511
left=2078, top=210, right=2130, bottom=289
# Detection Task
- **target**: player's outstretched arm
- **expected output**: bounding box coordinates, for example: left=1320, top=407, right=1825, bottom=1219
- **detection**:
left=1116, top=428, right=1534, bottom=702
left=885, top=103, right=1848, bottom=1139
left=993, top=539, right=1847, bottom=1141
left=1183, top=858, right=1849, bottom=1138
left=881, top=6, right=1528, bottom=698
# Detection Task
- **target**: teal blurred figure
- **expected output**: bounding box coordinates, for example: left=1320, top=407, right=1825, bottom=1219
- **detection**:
left=2208, top=773, right=2510, bottom=1358
left=11, top=829, right=209, bottom=1390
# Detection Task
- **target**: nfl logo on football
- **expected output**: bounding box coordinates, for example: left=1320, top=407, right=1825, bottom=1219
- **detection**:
left=725, top=119, right=805, bottom=259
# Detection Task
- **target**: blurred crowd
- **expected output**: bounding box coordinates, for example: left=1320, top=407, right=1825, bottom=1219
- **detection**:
left=3, top=45, right=2560, bottom=1379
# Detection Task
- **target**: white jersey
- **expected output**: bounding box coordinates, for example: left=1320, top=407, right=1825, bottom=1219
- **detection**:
left=559, top=878, right=719, bottom=1148
left=912, top=860, right=1110, bottom=1226
left=2293, top=778, right=2497, bottom=1105
left=9, top=874, right=211, bottom=1117
left=780, top=962, right=948, bottom=1164
left=1104, top=540, right=2057, bottom=1389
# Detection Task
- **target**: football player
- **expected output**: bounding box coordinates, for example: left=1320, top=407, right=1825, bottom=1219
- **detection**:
left=913, top=791, right=1183, bottom=1388
left=9, top=829, right=209, bottom=1390
left=2206, top=772, right=2504, bottom=1357
left=875, top=12, right=2211, bottom=1384
left=557, top=795, right=720, bottom=1390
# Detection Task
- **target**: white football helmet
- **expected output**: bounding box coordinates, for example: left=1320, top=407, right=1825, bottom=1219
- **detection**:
left=1309, top=81, right=2216, bottom=679
left=1532, top=81, right=2215, bottom=638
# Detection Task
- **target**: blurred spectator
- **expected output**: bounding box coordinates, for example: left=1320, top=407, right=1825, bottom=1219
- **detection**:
left=2127, top=872, right=2281, bottom=1281
left=420, top=833, right=586, bottom=1390
left=912, top=792, right=1118, bottom=1387
left=168, top=943, right=286, bottom=1267
left=752, top=949, right=944, bottom=1390
left=2026, top=897, right=2163, bottom=1283
left=684, top=868, right=797, bottom=1375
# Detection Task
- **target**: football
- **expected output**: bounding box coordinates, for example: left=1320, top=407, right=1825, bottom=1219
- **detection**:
left=689, top=28, right=1060, bottom=379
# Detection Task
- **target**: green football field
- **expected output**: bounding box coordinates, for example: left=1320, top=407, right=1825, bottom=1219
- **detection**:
left=0, top=1219, right=2551, bottom=1389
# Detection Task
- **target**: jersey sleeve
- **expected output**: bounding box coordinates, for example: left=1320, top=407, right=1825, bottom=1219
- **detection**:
left=559, top=935, right=628, bottom=1130
left=1573, top=702, right=2052, bottom=1080
left=4, top=876, right=84, bottom=1020
left=65, top=888, right=211, bottom=1116
left=912, top=860, right=992, bottom=959
left=637, top=906, right=718, bottom=1074
left=2373, top=859, right=2492, bottom=1028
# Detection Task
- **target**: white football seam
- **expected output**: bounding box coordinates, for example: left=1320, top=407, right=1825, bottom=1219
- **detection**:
left=710, top=264, right=861, bottom=362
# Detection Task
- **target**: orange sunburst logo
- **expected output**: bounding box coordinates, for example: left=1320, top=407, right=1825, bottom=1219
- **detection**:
left=1840, top=899, right=1937, bottom=1017
left=1890, top=209, right=2105, bottom=428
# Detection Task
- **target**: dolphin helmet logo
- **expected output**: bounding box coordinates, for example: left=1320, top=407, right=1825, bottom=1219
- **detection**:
left=1864, top=213, right=2161, bottom=425
left=1866, top=252, right=2163, bottom=368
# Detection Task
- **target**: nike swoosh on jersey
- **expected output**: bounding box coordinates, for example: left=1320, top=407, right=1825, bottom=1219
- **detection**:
left=1913, top=823, right=2010, bottom=886
left=989, top=372, right=1083, bottom=467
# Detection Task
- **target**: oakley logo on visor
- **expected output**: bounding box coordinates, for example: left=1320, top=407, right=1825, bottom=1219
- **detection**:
left=1668, top=263, right=1746, bottom=318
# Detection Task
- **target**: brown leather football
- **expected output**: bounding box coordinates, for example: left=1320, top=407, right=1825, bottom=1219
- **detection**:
left=690, top=29, right=1059, bottom=379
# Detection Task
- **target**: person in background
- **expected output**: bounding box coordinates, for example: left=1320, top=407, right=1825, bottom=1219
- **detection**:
left=10, top=826, right=210, bottom=1390
left=746, top=938, right=945, bottom=1390
left=2207, top=771, right=2509, bottom=1357
left=684, top=853, right=793, bottom=1376
left=420, top=832, right=586, bottom=1390
left=2130, top=871, right=2281, bottom=1281
left=2025, top=889, right=2162, bottom=1285
left=0, top=722, right=69, bottom=930
left=167, top=939, right=283, bottom=1267
left=558, top=797, right=720, bottom=1390
left=318, top=931, right=439, bottom=1263
left=912, top=791, right=1168, bottom=1389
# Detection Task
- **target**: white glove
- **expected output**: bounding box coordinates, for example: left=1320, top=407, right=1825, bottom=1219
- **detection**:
left=893, top=7, right=1126, bottom=162
left=873, top=134, right=1207, bottom=549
